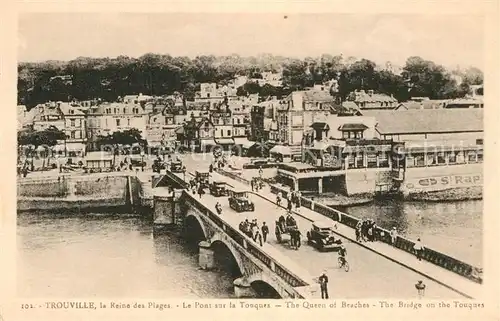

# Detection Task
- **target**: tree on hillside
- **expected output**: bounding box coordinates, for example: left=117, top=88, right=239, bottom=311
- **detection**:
left=401, top=56, right=460, bottom=99
left=236, top=82, right=261, bottom=96
left=18, top=54, right=479, bottom=108
left=337, top=59, right=377, bottom=100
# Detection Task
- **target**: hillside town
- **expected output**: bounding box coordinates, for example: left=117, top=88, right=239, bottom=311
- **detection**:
left=17, top=68, right=484, bottom=159
left=16, top=12, right=488, bottom=303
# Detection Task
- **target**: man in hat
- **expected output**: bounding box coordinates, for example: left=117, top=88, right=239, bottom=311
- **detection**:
left=415, top=280, right=426, bottom=299
left=318, top=271, right=329, bottom=299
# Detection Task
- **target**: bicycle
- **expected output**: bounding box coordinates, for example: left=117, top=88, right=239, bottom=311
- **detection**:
left=338, top=256, right=350, bottom=272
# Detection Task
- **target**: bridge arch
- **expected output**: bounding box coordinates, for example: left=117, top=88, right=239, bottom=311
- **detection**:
left=246, top=274, right=283, bottom=298
left=210, top=238, right=245, bottom=278
left=250, top=280, right=282, bottom=298
left=184, top=212, right=208, bottom=244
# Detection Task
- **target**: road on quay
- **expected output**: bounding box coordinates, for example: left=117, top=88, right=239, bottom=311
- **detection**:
left=170, top=157, right=464, bottom=299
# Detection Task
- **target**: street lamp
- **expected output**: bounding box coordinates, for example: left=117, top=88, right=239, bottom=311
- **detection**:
left=140, top=151, right=145, bottom=171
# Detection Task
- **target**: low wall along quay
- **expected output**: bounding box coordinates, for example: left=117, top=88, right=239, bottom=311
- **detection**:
left=17, top=174, right=142, bottom=212
left=217, top=168, right=483, bottom=285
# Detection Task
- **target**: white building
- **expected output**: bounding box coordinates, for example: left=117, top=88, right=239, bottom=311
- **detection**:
left=86, top=102, right=148, bottom=140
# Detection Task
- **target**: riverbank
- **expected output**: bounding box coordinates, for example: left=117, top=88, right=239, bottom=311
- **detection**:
left=306, top=192, right=373, bottom=207
left=407, top=186, right=483, bottom=202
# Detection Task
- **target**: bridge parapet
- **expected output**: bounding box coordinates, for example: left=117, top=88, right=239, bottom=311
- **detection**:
left=268, top=183, right=483, bottom=284
left=180, top=191, right=311, bottom=291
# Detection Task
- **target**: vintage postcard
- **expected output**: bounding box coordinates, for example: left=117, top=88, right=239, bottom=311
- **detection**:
left=1, top=1, right=499, bottom=320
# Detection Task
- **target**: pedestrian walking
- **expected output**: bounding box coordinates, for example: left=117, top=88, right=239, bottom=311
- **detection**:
left=197, top=185, right=205, bottom=199
left=254, top=229, right=263, bottom=246
left=413, top=238, right=424, bottom=261
left=276, top=194, right=281, bottom=208
left=287, top=198, right=292, bottom=212
left=250, top=178, right=255, bottom=191
left=261, top=222, right=269, bottom=243
left=295, top=190, right=302, bottom=212
left=318, top=271, right=329, bottom=299
left=290, top=229, right=296, bottom=249
left=295, top=229, right=302, bottom=249
left=252, top=222, right=259, bottom=240
left=415, top=280, right=426, bottom=299
left=259, top=166, right=263, bottom=179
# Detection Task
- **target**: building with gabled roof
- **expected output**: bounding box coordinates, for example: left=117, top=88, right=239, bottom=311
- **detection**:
left=362, top=109, right=483, bottom=144
left=347, top=89, right=398, bottom=110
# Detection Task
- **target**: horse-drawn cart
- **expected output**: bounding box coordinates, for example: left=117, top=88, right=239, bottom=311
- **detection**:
left=275, top=214, right=298, bottom=243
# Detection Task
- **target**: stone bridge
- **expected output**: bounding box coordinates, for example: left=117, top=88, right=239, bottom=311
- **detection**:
left=153, top=171, right=316, bottom=299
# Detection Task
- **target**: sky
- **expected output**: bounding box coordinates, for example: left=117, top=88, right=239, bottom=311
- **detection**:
left=18, top=13, right=485, bottom=69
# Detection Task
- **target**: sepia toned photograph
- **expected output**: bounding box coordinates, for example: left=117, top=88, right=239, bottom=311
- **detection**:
left=15, top=12, right=486, bottom=303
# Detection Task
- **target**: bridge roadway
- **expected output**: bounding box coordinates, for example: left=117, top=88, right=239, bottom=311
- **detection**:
left=170, top=156, right=466, bottom=299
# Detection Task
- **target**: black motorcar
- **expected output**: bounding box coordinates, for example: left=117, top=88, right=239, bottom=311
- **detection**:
left=228, top=191, right=255, bottom=213
left=306, top=221, right=342, bottom=252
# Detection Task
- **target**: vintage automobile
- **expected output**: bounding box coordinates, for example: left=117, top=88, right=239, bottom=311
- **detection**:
left=228, top=190, right=255, bottom=213
left=209, top=181, right=228, bottom=197
left=170, top=160, right=184, bottom=173
left=306, top=221, right=343, bottom=252
left=195, top=170, right=210, bottom=189
left=275, top=214, right=298, bottom=243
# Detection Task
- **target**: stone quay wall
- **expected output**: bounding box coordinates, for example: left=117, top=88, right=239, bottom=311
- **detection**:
left=17, top=174, right=145, bottom=212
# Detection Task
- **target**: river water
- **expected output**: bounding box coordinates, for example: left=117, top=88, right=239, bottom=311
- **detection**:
left=17, top=212, right=235, bottom=298
left=17, top=199, right=482, bottom=298
left=334, top=199, right=483, bottom=266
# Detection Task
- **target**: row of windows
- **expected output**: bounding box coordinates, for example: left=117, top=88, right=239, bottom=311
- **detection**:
left=105, top=108, right=141, bottom=114
left=346, top=152, right=390, bottom=169
left=342, top=131, right=364, bottom=139
left=406, top=151, right=483, bottom=168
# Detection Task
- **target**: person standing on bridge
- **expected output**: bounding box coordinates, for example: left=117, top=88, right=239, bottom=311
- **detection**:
left=215, top=202, right=222, bottom=215
left=390, top=227, right=398, bottom=245
left=261, top=222, right=269, bottom=243
left=355, top=221, right=362, bottom=242
left=318, top=271, right=329, bottom=299
left=287, top=196, right=293, bottom=212
left=415, top=280, right=426, bottom=299
left=276, top=193, right=281, bottom=208
left=413, top=238, right=424, bottom=261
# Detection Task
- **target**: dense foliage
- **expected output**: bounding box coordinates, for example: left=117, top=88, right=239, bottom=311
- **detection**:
left=94, top=129, right=147, bottom=151
left=18, top=54, right=483, bottom=109
left=17, top=126, right=67, bottom=148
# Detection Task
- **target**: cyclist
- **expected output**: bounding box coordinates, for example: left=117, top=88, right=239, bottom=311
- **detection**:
left=338, top=244, right=347, bottom=266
